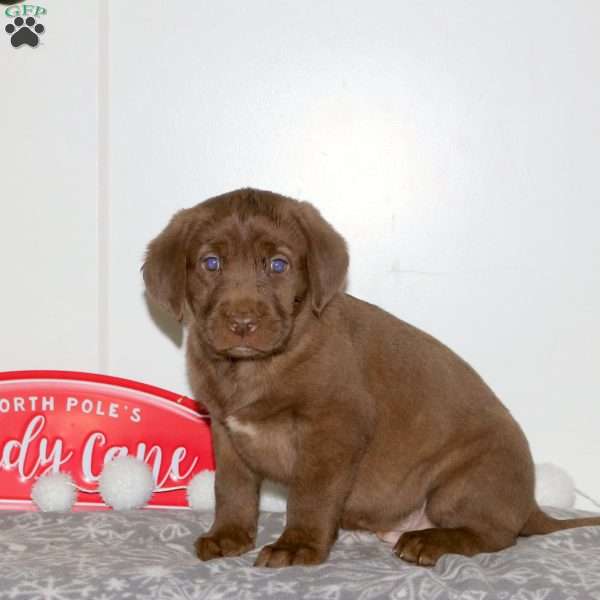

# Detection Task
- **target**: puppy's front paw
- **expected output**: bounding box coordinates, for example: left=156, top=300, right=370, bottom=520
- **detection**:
left=254, top=534, right=328, bottom=568
left=195, top=526, right=255, bottom=561
left=255, top=526, right=332, bottom=568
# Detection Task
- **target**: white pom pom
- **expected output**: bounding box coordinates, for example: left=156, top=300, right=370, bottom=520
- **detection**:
left=187, top=470, right=215, bottom=511
left=186, top=472, right=288, bottom=512
left=535, top=463, right=576, bottom=509
left=31, top=472, right=77, bottom=512
left=99, top=456, right=154, bottom=510
left=259, top=480, right=287, bottom=512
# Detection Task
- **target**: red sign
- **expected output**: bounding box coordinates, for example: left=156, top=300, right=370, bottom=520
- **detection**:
left=0, top=371, right=214, bottom=510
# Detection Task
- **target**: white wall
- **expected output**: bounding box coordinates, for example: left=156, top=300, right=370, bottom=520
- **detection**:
left=2, top=1, right=599, bottom=507
left=0, top=0, right=100, bottom=370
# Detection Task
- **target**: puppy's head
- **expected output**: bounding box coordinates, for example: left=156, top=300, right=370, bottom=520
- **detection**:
left=143, top=188, right=348, bottom=359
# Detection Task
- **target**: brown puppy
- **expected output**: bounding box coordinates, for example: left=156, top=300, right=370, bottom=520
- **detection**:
left=143, top=188, right=600, bottom=568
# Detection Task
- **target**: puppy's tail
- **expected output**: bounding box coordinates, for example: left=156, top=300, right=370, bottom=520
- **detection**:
left=520, top=505, right=600, bottom=537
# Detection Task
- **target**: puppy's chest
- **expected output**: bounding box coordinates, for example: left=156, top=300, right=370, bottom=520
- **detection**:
left=224, top=410, right=296, bottom=482
left=212, top=365, right=297, bottom=482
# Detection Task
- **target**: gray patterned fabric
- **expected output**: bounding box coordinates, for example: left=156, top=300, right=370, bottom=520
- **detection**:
left=0, top=509, right=599, bottom=599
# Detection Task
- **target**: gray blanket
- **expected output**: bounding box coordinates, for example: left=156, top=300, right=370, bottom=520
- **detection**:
left=1, top=509, right=599, bottom=599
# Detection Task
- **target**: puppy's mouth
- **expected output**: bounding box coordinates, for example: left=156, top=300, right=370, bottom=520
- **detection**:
left=224, top=345, right=266, bottom=359
left=210, top=329, right=290, bottom=360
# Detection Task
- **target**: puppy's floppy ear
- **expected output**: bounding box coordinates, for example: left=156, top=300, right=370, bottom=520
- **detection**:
left=295, top=202, right=349, bottom=316
left=142, top=209, right=192, bottom=321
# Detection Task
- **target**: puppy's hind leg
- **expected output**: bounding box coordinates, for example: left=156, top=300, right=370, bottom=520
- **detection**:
left=394, top=444, right=535, bottom=566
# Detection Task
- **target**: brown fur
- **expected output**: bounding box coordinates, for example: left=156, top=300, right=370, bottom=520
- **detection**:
left=143, top=188, right=600, bottom=568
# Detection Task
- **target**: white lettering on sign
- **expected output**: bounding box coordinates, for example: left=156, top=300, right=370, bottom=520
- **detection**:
left=65, top=396, right=132, bottom=421
left=78, top=422, right=199, bottom=490
left=0, top=396, right=55, bottom=413
left=0, top=415, right=72, bottom=479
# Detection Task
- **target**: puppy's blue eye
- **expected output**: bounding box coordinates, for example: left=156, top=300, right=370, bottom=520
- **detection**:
left=270, top=258, right=288, bottom=274
left=203, top=256, right=220, bottom=271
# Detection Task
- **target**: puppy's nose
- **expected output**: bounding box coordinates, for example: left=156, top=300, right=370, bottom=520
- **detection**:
left=228, top=315, right=258, bottom=337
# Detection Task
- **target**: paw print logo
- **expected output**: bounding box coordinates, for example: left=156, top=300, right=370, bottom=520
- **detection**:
left=5, top=16, right=45, bottom=48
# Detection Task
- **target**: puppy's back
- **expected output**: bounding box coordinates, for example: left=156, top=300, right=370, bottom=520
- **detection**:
left=338, top=293, right=512, bottom=425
